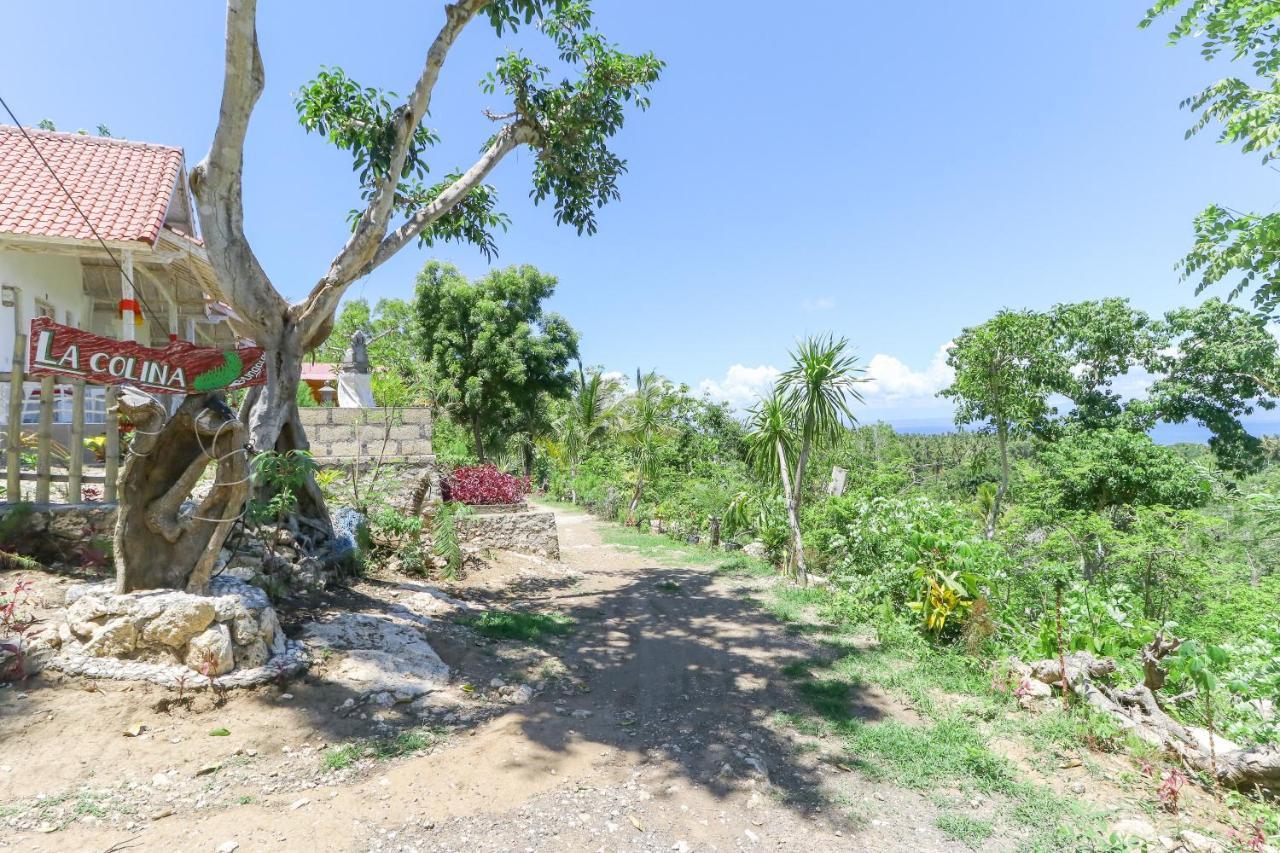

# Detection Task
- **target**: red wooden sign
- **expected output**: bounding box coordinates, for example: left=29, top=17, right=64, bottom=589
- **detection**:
left=26, top=317, right=268, bottom=394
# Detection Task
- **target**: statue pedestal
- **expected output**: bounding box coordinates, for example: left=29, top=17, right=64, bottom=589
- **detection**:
left=337, top=371, right=375, bottom=408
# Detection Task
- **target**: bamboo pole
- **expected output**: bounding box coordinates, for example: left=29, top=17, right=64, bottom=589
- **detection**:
left=34, top=375, right=54, bottom=503
left=4, top=369, right=21, bottom=502
left=4, top=289, right=22, bottom=502
left=104, top=385, right=119, bottom=502
left=67, top=378, right=85, bottom=502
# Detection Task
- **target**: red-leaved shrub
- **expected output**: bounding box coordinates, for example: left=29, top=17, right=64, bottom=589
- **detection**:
left=446, top=464, right=529, bottom=505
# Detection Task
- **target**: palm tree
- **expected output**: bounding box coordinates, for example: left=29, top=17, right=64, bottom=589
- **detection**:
left=619, top=370, right=675, bottom=524
left=778, top=335, right=866, bottom=518
left=552, top=364, right=621, bottom=502
left=744, top=389, right=806, bottom=580
left=746, top=336, right=865, bottom=585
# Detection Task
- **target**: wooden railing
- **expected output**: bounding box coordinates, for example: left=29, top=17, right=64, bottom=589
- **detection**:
left=1, top=370, right=119, bottom=504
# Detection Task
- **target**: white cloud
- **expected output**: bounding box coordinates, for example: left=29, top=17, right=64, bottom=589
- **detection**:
left=862, top=342, right=954, bottom=404
left=699, top=364, right=780, bottom=410
left=801, top=297, right=835, bottom=312
left=700, top=346, right=957, bottom=414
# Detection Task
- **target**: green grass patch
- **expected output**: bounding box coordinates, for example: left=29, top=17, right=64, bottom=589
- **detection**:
left=796, top=678, right=856, bottom=720
left=769, top=710, right=830, bottom=737
left=713, top=554, right=777, bottom=578
left=459, top=610, right=574, bottom=642
left=598, top=526, right=721, bottom=566
left=934, top=813, right=994, bottom=848
left=838, top=715, right=1011, bottom=791
left=531, top=497, right=579, bottom=512
left=763, top=585, right=831, bottom=623
left=757, top=582, right=1090, bottom=847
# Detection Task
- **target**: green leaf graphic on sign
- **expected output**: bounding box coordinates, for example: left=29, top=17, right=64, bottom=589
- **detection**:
left=192, top=351, right=243, bottom=391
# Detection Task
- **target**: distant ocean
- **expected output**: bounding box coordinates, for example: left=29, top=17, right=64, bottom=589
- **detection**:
left=881, top=417, right=1280, bottom=446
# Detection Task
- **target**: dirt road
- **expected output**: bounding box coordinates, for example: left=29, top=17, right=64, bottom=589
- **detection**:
left=1, top=504, right=963, bottom=852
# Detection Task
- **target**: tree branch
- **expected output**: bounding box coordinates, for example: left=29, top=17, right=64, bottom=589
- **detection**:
left=324, top=0, right=490, bottom=282
left=296, top=121, right=538, bottom=343
left=371, top=122, right=539, bottom=269
left=189, top=0, right=288, bottom=342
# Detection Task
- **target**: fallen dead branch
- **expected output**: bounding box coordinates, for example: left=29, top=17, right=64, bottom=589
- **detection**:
left=1013, top=644, right=1280, bottom=791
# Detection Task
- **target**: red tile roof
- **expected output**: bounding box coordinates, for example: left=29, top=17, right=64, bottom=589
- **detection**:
left=0, top=125, right=184, bottom=245
left=301, top=363, right=338, bottom=382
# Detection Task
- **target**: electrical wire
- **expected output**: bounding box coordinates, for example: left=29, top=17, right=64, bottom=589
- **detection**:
left=0, top=94, right=170, bottom=332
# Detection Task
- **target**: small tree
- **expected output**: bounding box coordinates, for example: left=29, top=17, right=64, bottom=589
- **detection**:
left=744, top=389, right=804, bottom=580
left=942, top=310, right=1067, bottom=538
left=552, top=365, right=621, bottom=502
left=413, top=261, right=580, bottom=460
left=746, top=335, right=865, bottom=586
left=117, top=0, right=660, bottom=592
left=619, top=371, right=676, bottom=524
left=777, top=335, right=866, bottom=515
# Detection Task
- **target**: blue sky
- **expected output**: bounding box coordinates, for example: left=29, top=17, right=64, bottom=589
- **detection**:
left=3, top=2, right=1275, bottom=421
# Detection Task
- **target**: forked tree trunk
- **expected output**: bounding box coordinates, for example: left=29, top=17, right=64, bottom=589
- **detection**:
left=1023, top=648, right=1280, bottom=791
left=244, top=339, right=332, bottom=536
left=114, top=391, right=249, bottom=593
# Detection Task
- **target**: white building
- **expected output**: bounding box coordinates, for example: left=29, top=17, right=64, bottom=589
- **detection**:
left=0, top=125, right=235, bottom=427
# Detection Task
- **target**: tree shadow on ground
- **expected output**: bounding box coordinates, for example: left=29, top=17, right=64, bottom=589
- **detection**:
left=271, top=555, right=888, bottom=822
left=0, top=550, right=890, bottom=831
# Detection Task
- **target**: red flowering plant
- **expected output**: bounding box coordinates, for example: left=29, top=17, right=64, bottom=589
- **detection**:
left=1, top=579, right=43, bottom=681
left=445, top=464, right=529, bottom=506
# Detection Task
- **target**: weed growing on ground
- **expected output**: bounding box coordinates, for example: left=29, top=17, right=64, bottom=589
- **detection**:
left=459, top=610, right=574, bottom=642
left=934, top=813, right=994, bottom=848
left=323, top=726, right=449, bottom=771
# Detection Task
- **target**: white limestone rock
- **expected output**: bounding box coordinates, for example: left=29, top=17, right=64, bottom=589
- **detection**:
left=184, top=624, right=234, bottom=676
left=82, top=617, right=137, bottom=658
left=141, top=599, right=216, bottom=647
left=303, top=613, right=449, bottom=704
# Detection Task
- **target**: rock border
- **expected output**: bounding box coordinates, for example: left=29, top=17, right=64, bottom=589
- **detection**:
left=45, top=639, right=307, bottom=690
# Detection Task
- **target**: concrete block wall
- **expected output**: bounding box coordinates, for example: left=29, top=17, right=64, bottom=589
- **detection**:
left=297, top=407, right=434, bottom=461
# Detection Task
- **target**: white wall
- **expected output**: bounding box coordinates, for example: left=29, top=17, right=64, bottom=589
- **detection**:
left=0, top=248, right=85, bottom=371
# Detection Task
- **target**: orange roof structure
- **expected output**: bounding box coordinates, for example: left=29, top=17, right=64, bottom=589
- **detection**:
left=0, top=125, right=185, bottom=245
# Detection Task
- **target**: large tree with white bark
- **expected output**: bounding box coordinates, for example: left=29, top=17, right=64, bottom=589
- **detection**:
left=185, top=0, right=660, bottom=534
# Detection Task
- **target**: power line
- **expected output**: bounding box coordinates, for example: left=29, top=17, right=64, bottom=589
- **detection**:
left=0, top=94, right=169, bottom=333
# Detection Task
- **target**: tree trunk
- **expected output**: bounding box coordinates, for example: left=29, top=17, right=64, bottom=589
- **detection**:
left=470, top=414, right=485, bottom=461
left=778, top=439, right=808, bottom=586
left=987, top=420, right=1010, bottom=539
left=569, top=459, right=578, bottom=503
left=114, top=391, right=249, bottom=593
left=793, top=435, right=812, bottom=517
left=627, top=472, right=644, bottom=525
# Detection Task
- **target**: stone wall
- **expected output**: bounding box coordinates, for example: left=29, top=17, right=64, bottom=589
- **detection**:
left=0, top=502, right=115, bottom=563
left=456, top=509, right=559, bottom=560
left=298, top=407, right=434, bottom=462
